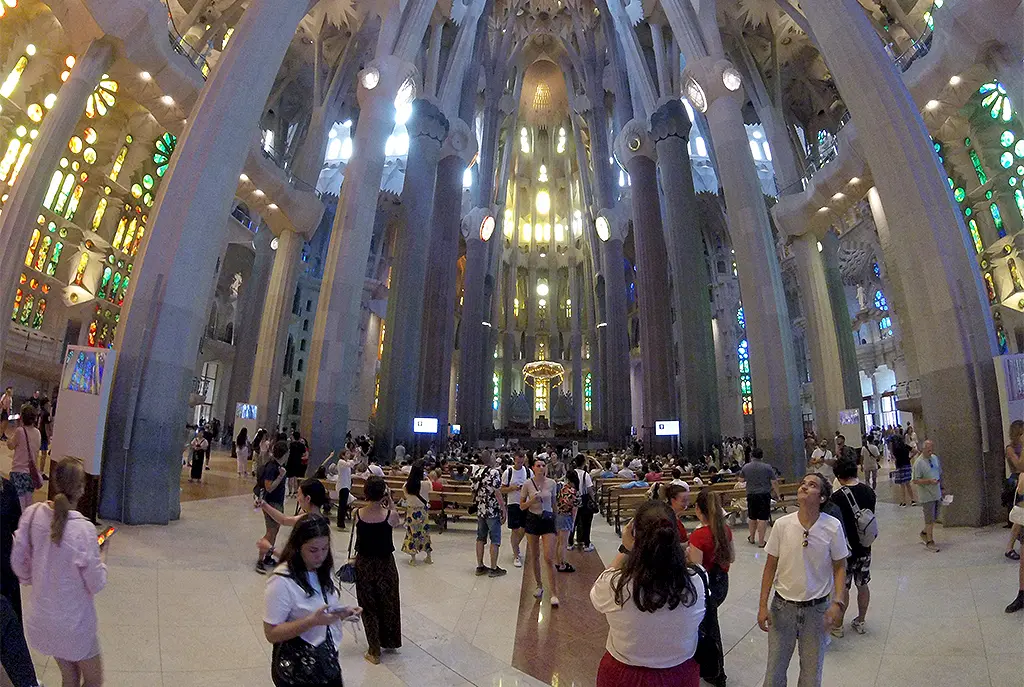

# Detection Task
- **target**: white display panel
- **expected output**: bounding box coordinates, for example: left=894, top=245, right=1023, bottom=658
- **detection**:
left=655, top=420, right=680, bottom=436
left=413, top=417, right=439, bottom=434
left=50, top=346, right=117, bottom=475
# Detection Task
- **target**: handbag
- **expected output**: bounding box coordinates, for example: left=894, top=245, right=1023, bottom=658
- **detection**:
left=25, top=428, right=44, bottom=491
left=692, top=566, right=722, bottom=680
left=270, top=580, right=342, bottom=687
left=336, top=512, right=357, bottom=584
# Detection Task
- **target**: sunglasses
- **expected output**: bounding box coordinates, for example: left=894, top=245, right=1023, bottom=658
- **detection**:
left=802, top=529, right=810, bottom=548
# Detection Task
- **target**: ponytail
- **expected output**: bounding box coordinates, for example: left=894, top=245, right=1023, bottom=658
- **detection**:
left=50, top=458, right=85, bottom=544
left=696, top=489, right=734, bottom=566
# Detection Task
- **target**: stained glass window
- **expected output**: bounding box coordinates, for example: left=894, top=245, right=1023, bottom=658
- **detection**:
left=11, top=288, right=22, bottom=321
left=31, top=299, right=45, bottom=329
left=968, top=219, right=983, bottom=254
left=73, top=253, right=88, bottom=286
left=97, top=267, right=111, bottom=299
left=45, top=242, right=62, bottom=276
left=738, top=339, right=752, bottom=416
left=968, top=149, right=988, bottom=185
left=535, top=380, right=548, bottom=413
left=32, top=236, right=51, bottom=271
left=109, top=143, right=129, bottom=181
left=873, top=289, right=889, bottom=311
left=873, top=262, right=881, bottom=278
left=979, top=82, right=1013, bottom=122
left=492, top=372, right=500, bottom=411
left=584, top=372, right=592, bottom=412
left=153, top=133, right=176, bottom=177
left=109, top=272, right=122, bottom=301
left=18, top=293, right=33, bottom=325
left=0, top=55, right=28, bottom=99
left=879, top=316, right=893, bottom=338
left=737, top=306, right=745, bottom=329
left=23, top=228, right=38, bottom=267
left=991, top=203, right=1006, bottom=237
left=85, top=76, right=117, bottom=118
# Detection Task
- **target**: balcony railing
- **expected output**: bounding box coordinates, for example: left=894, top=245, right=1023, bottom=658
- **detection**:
left=258, top=143, right=324, bottom=199
left=163, top=0, right=210, bottom=80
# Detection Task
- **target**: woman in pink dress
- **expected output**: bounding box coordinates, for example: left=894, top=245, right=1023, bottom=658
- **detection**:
left=12, top=458, right=106, bottom=687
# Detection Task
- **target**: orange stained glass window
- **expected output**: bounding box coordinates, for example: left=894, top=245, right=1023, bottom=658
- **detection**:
left=18, top=293, right=33, bottom=325
left=73, top=253, right=88, bottom=286
left=11, top=288, right=23, bottom=321
left=87, top=321, right=97, bottom=346
left=24, top=228, right=39, bottom=267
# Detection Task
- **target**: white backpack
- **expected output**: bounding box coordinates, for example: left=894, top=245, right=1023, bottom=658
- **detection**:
left=840, top=487, right=878, bottom=547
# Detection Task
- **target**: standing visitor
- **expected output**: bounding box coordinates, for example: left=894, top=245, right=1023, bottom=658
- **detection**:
left=891, top=434, right=914, bottom=507
left=554, top=470, right=580, bottom=573
left=235, top=427, right=250, bottom=478
left=757, top=473, right=849, bottom=687
left=335, top=449, right=356, bottom=531
left=1, top=595, right=40, bottom=687
left=809, top=439, right=836, bottom=485
left=741, top=448, right=778, bottom=548
left=36, top=398, right=51, bottom=478
left=353, top=476, right=403, bottom=664
left=1, top=476, right=23, bottom=620
left=7, top=404, right=41, bottom=509
left=256, top=442, right=289, bottom=574
left=687, top=489, right=734, bottom=687
left=591, top=500, right=706, bottom=687
left=860, top=436, right=880, bottom=490
left=258, top=479, right=333, bottom=560
left=263, top=514, right=358, bottom=687
left=286, top=431, right=308, bottom=497
left=12, top=458, right=107, bottom=687
left=830, top=458, right=877, bottom=636
left=188, top=428, right=208, bottom=484
left=1004, top=420, right=1023, bottom=559
left=570, top=454, right=597, bottom=552
left=912, top=439, right=943, bottom=552
left=250, top=428, right=267, bottom=477
left=401, top=461, right=433, bottom=565
left=500, top=450, right=531, bottom=567
left=0, top=386, right=12, bottom=441
left=472, top=451, right=507, bottom=577
left=1005, top=472, right=1024, bottom=612
left=521, top=457, right=560, bottom=607
left=663, top=484, right=691, bottom=543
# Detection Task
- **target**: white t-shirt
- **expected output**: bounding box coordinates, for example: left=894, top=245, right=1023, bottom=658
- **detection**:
left=503, top=465, right=531, bottom=506
left=764, top=512, right=849, bottom=602
left=367, top=463, right=385, bottom=477
left=405, top=478, right=431, bottom=507
left=336, top=460, right=353, bottom=490
left=574, top=468, right=594, bottom=496
left=618, top=468, right=636, bottom=480
left=590, top=567, right=706, bottom=668
left=810, top=448, right=835, bottom=483
left=670, top=479, right=690, bottom=491
left=264, top=570, right=344, bottom=646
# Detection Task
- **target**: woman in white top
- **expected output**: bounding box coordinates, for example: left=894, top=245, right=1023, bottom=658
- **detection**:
left=520, top=457, right=560, bottom=607
left=401, top=460, right=433, bottom=564
left=590, top=499, right=706, bottom=687
left=263, top=514, right=360, bottom=687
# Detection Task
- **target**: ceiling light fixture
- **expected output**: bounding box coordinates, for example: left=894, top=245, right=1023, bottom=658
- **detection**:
left=268, top=203, right=278, bottom=210
left=948, top=75, right=961, bottom=86
left=161, top=95, right=174, bottom=106
left=140, top=71, right=151, bottom=81
left=849, top=177, right=860, bottom=184
left=925, top=99, right=940, bottom=110
left=253, top=188, right=264, bottom=196
left=832, top=192, right=845, bottom=201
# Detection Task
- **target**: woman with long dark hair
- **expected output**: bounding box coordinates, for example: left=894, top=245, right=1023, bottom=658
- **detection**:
left=263, top=514, right=359, bottom=687
left=353, top=476, right=402, bottom=664
left=521, top=457, right=560, bottom=607
left=687, top=489, right=734, bottom=687
left=235, top=427, right=250, bottom=478
left=401, top=460, right=433, bottom=564
left=590, top=499, right=706, bottom=687
left=12, top=458, right=106, bottom=687
left=258, top=479, right=333, bottom=560
left=250, top=428, right=268, bottom=477
left=890, top=434, right=914, bottom=506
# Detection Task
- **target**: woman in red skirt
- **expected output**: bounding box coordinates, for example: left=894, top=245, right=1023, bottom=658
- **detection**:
left=590, top=500, right=706, bottom=687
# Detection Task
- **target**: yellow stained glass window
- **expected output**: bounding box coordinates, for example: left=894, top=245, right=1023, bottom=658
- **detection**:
left=91, top=198, right=107, bottom=231
left=24, top=228, right=39, bottom=267
left=0, top=56, right=28, bottom=99
left=0, top=139, right=20, bottom=182
left=109, top=145, right=128, bottom=181
left=9, top=142, right=30, bottom=185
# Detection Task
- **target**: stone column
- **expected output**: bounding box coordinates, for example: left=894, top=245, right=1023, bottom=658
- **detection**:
left=248, top=228, right=303, bottom=429
left=615, top=122, right=676, bottom=445
left=418, top=119, right=476, bottom=435
left=0, top=39, right=113, bottom=362
left=456, top=207, right=493, bottom=443
left=800, top=0, right=1002, bottom=524
left=374, top=99, right=449, bottom=457
left=650, top=98, right=719, bottom=456
left=820, top=230, right=863, bottom=411
left=570, top=261, right=584, bottom=429
left=99, top=0, right=312, bottom=524
left=599, top=231, right=633, bottom=445
left=223, top=224, right=274, bottom=425
left=683, top=58, right=804, bottom=475
left=871, top=367, right=885, bottom=426
left=302, top=56, right=418, bottom=456
left=789, top=232, right=847, bottom=440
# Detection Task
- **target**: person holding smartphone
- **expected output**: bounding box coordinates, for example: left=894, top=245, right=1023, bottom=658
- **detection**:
left=264, top=514, right=359, bottom=687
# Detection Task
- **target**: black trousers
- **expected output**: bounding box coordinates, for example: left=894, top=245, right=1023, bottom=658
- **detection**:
left=0, top=595, right=36, bottom=687
left=336, top=488, right=350, bottom=528
left=700, top=568, right=730, bottom=683
left=571, top=497, right=595, bottom=546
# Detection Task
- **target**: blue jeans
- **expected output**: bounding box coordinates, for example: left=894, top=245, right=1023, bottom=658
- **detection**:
left=476, top=515, right=501, bottom=545
left=764, top=595, right=828, bottom=687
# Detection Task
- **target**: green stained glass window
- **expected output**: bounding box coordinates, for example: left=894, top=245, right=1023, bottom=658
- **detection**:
left=1002, top=131, right=1017, bottom=147
left=969, top=150, right=988, bottom=185
left=947, top=177, right=954, bottom=189
left=980, top=82, right=1013, bottom=122
left=968, top=219, right=983, bottom=254
left=1015, top=141, right=1024, bottom=158
left=1016, top=189, right=1024, bottom=221
left=954, top=187, right=966, bottom=202
left=45, top=242, right=62, bottom=276
left=97, top=266, right=112, bottom=299
left=965, top=207, right=973, bottom=216
left=991, top=203, right=1006, bottom=237
left=1002, top=152, right=1014, bottom=169
left=153, top=132, right=176, bottom=177
left=142, top=174, right=154, bottom=190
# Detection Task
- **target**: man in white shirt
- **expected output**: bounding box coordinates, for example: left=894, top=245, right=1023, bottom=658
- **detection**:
left=500, top=450, right=531, bottom=567
left=809, top=440, right=836, bottom=484
left=758, top=473, right=849, bottom=687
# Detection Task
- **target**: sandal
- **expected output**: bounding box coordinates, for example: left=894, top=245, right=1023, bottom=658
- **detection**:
left=747, top=535, right=755, bottom=545
left=1006, top=550, right=1021, bottom=560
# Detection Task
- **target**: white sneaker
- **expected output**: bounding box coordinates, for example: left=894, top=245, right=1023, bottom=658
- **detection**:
left=513, top=554, right=523, bottom=568
left=534, top=586, right=544, bottom=599
left=566, top=544, right=575, bottom=551
left=550, top=596, right=560, bottom=607
left=582, top=544, right=595, bottom=553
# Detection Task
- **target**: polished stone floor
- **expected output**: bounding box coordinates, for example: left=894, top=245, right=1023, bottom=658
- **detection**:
left=4, top=450, right=1023, bottom=686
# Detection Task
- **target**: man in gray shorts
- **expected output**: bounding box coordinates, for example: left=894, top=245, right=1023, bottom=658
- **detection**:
left=912, top=439, right=942, bottom=552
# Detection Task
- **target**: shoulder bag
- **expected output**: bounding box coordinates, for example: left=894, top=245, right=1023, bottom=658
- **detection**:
left=692, top=566, right=723, bottom=682
left=336, top=512, right=357, bottom=584
left=270, top=575, right=343, bottom=687
left=840, top=486, right=878, bottom=547
left=25, top=428, right=43, bottom=491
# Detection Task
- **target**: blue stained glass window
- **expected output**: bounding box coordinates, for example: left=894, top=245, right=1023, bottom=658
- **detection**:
left=873, top=290, right=889, bottom=311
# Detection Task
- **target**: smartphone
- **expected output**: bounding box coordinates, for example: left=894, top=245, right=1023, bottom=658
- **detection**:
left=96, top=526, right=116, bottom=547
left=327, top=604, right=361, bottom=617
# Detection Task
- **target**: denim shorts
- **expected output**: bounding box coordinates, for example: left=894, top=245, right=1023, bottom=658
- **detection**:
left=556, top=513, right=575, bottom=532
left=476, top=515, right=502, bottom=544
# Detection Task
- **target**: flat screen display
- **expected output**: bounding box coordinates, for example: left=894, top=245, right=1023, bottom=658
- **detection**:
left=61, top=350, right=107, bottom=396
left=413, top=417, right=439, bottom=434
left=451, top=424, right=461, bottom=435
left=655, top=420, right=680, bottom=436
left=236, top=403, right=258, bottom=420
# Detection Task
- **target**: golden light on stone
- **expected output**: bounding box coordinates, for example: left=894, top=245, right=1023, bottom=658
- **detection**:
left=536, top=190, right=550, bottom=215
left=522, top=360, right=564, bottom=388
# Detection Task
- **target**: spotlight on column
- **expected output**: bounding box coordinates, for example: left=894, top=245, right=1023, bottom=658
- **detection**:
left=360, top=67, right=380, bottom=90
left=595, top=216, right=611, bottom=241
left=271, top=237, right=279, bottom=250
left=161, top=95, right=174, bottom=106
left=683, top=76, right=707, bottom=113
left=239, top=174, right=249, bottom=182
left=722, top=67, right=742, bottom=92
left=253, top=189, right=265, bottom=197
left=925, top=99, right=940, bottom=110
left=268, top=203, right=278, bottom=210
left=479, top=215, right=495, bottom=241
left=949, top=75, right=961, bottom=86
left=139, top=71, right=151, bottom=81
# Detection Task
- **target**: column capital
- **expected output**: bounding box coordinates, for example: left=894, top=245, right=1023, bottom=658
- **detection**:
left=357, top=55, right=419, bottom=110
left=440, top=117, right=478, bottom=164
left=614, top=118, right=656, bottom=166
left=650, top=97, right=693, bottom=143
left=681, top=57, right=745, bottom=112
left=407, top=97, right=450, bottom=142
